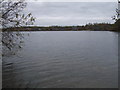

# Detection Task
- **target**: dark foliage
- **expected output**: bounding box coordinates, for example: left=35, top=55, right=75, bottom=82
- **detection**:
left=1, top=0, right=35, bottom=56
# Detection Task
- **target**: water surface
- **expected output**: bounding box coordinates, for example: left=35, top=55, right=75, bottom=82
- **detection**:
left=3, top=31, right=118, bottom=88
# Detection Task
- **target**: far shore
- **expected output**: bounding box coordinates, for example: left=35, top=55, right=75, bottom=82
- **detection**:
left=2, top=24, right=118, bottom=32
left=2, top=29, right=118, bottom=32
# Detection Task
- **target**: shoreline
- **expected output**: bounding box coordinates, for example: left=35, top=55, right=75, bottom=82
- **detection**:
left=2, top=30, right=118, bottom=32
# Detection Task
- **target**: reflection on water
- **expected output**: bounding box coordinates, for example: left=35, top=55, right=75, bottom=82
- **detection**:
left=2, top=32, right=25, bottom=57
left=3, top=31, right=118, bottom=88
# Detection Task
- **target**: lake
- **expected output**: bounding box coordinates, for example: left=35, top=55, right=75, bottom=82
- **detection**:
left=3, top=31, right=118, bottom=88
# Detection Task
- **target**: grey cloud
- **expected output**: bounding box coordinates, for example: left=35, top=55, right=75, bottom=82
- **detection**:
left=23, top=2, right=117, bottom=26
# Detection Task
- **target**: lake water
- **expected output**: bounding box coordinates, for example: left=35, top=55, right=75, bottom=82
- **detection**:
left=3, top=31, right=118, bottom=88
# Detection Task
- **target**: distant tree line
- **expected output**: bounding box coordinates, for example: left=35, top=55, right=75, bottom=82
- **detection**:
left=3, top=22, right=117, bottom=31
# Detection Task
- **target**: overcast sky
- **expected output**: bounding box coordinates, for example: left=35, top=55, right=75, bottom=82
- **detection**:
left=24, top=1, right=118, bottom=26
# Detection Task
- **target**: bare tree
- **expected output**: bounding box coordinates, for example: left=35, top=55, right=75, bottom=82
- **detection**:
left=1, top=0, right=35, bottom=56
left=112, top=1, right=120, bottom=20
left=112, top=1, right=120, bottom=30
left=112, top=8, right=120, bottom=21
